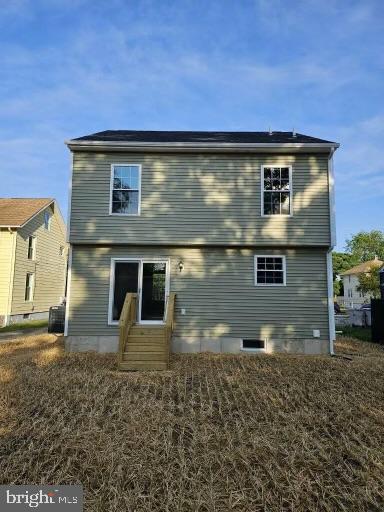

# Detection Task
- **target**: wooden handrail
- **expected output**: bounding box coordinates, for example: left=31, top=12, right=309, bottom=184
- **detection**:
left=118, top=293, right=137, bottom=364
left=165, top=293, right=176, bottom=366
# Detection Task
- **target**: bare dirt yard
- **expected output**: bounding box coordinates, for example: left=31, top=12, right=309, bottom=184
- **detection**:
left=0, top=334, right=384, bottom=512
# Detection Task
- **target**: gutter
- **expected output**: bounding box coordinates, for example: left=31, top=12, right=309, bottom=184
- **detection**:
left=65, top=140, right=340, bottom=153
left=327, top=146, right=339, bottom=355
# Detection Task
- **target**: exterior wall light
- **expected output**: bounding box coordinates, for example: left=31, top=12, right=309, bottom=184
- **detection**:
left=178, top=261, right=184, bottom=272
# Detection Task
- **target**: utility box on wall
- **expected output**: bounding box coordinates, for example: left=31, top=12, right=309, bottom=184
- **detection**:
left=371, top=299, right=384, bottom=344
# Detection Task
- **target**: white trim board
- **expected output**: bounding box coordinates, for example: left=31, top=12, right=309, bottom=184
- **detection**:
left=64, top=246, right=72, bottom=337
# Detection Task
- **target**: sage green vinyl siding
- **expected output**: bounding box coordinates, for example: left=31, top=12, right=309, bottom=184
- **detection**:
left=68, top=246, right=330, bottom=343
left=10, top=205, right=67, bottom=315
left=70, top=152, right=330, bottom=246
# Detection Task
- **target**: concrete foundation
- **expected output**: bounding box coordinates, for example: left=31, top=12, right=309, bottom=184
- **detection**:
left=65, top=335, right=119, bottom=353
left=7, top=311, right=49, bottom=326
left=65, top=335, right=329, bottom=355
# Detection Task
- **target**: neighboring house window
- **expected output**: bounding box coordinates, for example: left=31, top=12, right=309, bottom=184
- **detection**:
left=254, top=256, right=286, bottom=286
left=25, top=273, right=35, bottom=301
left=110, top=164, right=141, bottom=215
left=27, top=236, right=36, bottom=260
left=59, top=245, right=64, bottom=256
left=262, top=166, right=292, bottom=216
left=44, top=211, right=51, bottom=230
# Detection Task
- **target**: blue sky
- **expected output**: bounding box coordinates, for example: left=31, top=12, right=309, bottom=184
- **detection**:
left=0, top=0, right=383, bottom=251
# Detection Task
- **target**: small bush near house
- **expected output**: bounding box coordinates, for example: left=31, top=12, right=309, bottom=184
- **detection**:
left=0, top=334, right=383, bottom=511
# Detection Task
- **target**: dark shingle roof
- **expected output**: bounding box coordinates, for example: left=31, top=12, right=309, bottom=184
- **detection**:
left=72, top=130, right=335, bottom=145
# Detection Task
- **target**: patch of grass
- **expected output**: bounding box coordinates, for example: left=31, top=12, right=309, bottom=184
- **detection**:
left=0, top=334, right=384, bottom=511
left=0, top=319, right=48, bottom=333
left=337, top=325, right=372, bottom=342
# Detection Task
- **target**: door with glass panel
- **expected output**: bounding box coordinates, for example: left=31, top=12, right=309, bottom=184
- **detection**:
left=139, top=261, right=168, bottom=323
left=111, top=259, right=168, bottom=324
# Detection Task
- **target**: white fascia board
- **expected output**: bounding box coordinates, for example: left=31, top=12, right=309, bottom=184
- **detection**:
left=65, top=140, right=340, bottom=153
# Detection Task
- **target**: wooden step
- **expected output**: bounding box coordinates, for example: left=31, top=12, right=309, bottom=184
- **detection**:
left=130, top=326, right=166, bottom=336
left=123, top=352, right=167, bottom=361
left=125, top=343, right=168, bottom=352
left=119, top=361, right=168, bottom=371
left=126, top=335, right=166, bottom=345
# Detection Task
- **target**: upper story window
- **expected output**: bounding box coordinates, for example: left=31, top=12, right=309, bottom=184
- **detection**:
left=110, top=164, right=141, bottom=215
left=262, top=166, right=292, bottom=216
left=44, top=211, right=51, bottom=230
left=254, top=255, right=286, bottom=286
left=27, top=236, right=36, bottom=260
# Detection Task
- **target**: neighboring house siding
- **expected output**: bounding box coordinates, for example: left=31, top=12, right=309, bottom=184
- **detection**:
left=10, top=205, right=67, bottom=315
left=68, top=245, right=329, bottom=348
left=342, top=274, right=369, bottom=307
left=0, top=229, right=16, bottom=321
left=69, top=152, right=331, bottom=247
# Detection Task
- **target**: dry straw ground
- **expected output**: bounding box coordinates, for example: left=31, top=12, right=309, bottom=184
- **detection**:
left=0, top=334, right=384, bottom=512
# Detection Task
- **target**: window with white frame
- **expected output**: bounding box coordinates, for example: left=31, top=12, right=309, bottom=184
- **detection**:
left=25, top=273, right=35, bottom=301
left=111, top=164, right=140, bottom=215
left=27, top=236, right=36, bottom=260
left=44, top=211, right=51, bottom=230
left=255, top=256, right=286, bottom=286
left=262, top=166, right=291, bottom=215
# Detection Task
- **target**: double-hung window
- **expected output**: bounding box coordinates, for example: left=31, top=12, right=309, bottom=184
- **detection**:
left=254, top=256, right=286, bottom=286
left=262, top=166, right=292, bottom=215
left=25, top=273, right=35, bottom=301
left=110, top=164, right=141, bottom=215
left=27, top=236, right=36, bottom=260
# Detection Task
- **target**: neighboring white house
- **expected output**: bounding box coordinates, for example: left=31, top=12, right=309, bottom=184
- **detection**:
left=340, top=258, right=383, bottom=308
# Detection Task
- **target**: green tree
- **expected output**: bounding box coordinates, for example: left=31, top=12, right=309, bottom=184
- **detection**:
left=357, top=265, right=383, bottom=298
left=345, top=230, right=384, bottom=262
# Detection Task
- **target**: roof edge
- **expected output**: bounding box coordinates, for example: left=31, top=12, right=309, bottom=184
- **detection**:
left=65, top=140, right=340, bottom=153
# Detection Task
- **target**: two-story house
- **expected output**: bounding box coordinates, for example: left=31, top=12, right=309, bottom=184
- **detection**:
left=64, top=130, right=339, bottom=368
left=0, top=198, right=67, bottom=326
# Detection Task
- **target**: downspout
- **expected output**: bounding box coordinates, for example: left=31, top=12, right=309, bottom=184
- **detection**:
left=327, top=148, right=336, bottom=355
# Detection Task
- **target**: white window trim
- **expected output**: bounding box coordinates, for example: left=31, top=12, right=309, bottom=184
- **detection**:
left=28, top=235, right=37, bottom=260
left=254, top=255, right=287, bottom=287
left=241, top=339, right=267, bottom=352
left=108, top=257, right=170, bottom=326
left=109, top=164, right=142, bottom=216
left=261, top=165, right=293, bottom=217
left=25, top=272, right=35, bottom=302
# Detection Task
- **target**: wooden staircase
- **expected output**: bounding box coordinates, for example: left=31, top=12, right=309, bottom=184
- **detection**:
left=117, top=293, right=175, bottom=371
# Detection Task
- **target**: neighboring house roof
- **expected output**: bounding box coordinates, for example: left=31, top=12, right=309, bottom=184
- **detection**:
left=0, top=198, right=54, bottom=228
left=71, top=130, right=336, bottom=144
left=341, top=259, right=384, bottom=276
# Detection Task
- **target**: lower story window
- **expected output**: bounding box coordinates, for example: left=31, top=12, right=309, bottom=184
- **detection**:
left=254, top=256, right=286, bottom=286
left=242, top=339, right=266, bottom=351
left=25, top=273, right=35, bottom=301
